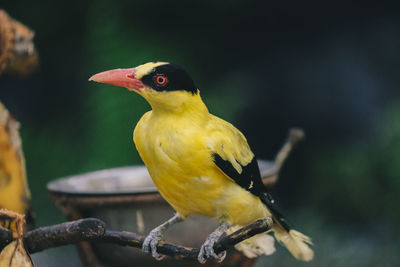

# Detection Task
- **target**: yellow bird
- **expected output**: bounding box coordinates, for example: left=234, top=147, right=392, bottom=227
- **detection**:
left=89, top=62, right=313, bottom=263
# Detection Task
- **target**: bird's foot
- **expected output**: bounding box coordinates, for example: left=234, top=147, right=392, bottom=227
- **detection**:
left=142, top=227, right=165, bottom=260
left=198, top=237, right=227, bottom=264
left=142, top=214, right=183, bottom=261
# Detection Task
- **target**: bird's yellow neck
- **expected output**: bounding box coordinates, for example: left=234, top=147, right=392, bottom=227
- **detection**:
left=141, top=90, right=209, bottom=117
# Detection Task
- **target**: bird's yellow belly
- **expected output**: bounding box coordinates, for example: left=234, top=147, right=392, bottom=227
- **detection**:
left=134, top=112, right=268, bottom=225
left=150, top=170, right=221, bottom=218
left=146, top=162, right=269, bottom=225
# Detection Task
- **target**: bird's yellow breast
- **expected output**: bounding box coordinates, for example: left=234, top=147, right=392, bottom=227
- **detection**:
left=133, top=109, right=268, bottom=225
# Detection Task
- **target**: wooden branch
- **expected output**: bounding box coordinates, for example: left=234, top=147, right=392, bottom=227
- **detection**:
left=275, top=128, right=305, bottom=168
left=0, top=217, right=273, bottom=260
left=262, top=127, right=305, bottom=189
left=24, top=218, right=106, bottom=253
left=213, top=217, right=273, bottom=255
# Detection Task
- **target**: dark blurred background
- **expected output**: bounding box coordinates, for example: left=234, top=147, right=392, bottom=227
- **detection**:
left=1, top=1, right=399, bottom=266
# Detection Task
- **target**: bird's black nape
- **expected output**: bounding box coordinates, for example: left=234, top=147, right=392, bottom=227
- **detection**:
left=141, top=63, right=198, bottom=94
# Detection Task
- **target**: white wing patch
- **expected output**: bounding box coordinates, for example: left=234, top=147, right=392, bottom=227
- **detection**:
left=196, top=176, right=211, bottom=183
left=248, top=181, right=254, bottom=189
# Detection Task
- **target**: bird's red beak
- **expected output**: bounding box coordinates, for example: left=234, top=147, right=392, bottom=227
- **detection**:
left=89, top=68, right=144, bottom=91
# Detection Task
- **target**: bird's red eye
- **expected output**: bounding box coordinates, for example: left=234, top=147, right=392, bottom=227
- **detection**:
left=155, top=75, right=167, bottom=86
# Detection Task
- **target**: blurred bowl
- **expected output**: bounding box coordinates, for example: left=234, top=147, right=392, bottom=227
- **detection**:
left=47, top=160, right=277, bottom=267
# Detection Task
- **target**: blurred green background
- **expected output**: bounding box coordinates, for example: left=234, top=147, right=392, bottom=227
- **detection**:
left=1, top=1, right=399, bottom=266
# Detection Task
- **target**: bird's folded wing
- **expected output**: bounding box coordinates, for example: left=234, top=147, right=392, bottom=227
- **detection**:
left=206, top=115, right=267, bottom=196
left=207, top=118, right=291, bottom=231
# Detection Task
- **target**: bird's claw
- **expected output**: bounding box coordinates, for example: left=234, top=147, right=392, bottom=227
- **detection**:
left=198, top=240, right=227, bottom=264
left=142, top=228, right=165, bottom=260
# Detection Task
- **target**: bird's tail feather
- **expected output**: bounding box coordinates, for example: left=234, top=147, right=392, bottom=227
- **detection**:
left=230, top=193, right=314, bottom=260
left=273, top=224, right=314, bottom=261
left=231, top=223, right=313, bottom=260
left=258, top=193, right=314, bottom=261
left=228, top=226, right=276, bottom=258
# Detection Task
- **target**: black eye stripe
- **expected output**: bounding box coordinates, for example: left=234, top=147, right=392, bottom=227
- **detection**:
left=140, top=63, right=197, bottom=94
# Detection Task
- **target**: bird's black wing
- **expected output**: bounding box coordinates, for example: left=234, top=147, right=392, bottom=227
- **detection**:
left=208, top=115, right=291, bottom=230
left=212, top=153, right=291, bottom=231
left=212, top=153, right=266, bottom=196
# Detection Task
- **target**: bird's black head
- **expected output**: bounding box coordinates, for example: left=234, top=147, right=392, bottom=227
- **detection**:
left=89, top=61, right=207, bottom=112
left=139, top=62, right=198, bottom=94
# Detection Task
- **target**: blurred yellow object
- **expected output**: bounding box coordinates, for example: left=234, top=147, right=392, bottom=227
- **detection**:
left=0, top=103, right=31, bottom=218
left=0, top=209, right=33, bottom=267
